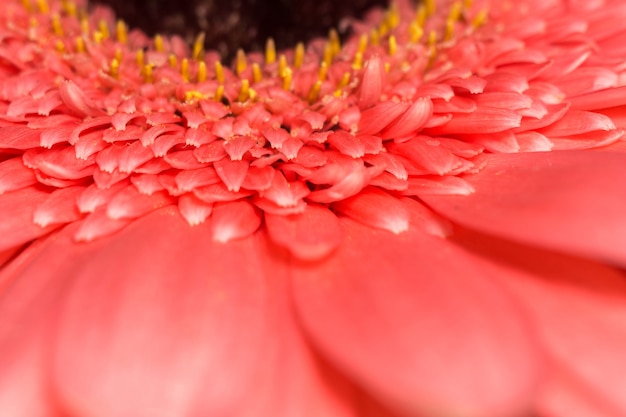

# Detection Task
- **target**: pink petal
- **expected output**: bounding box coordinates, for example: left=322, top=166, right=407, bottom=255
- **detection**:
left=211, top=200, right=262, bottom=242
left=333, top=187, right=409, bottom=234
left=422, top=151, right=626, bottom=267
left=291, top=218, right=539, bottom=416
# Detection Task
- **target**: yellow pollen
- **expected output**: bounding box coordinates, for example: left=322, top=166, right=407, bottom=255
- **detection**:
left=110, top=58, right=120, bottom=78
left=168, top=53, right=177, bottom=68
left=116, top=20, right=127, bottom=43
left=357, top=34, right=368, bottom=55
left=307, top=80, right=322, bottom=103
left=409, top=22, right=423, bottom=43
left=415, top=5, right=426, bottom=27
left=352, top=51, right=363, bottom=70
left=464, top=0, right=473, bottom=9
left=378, top=21, right=389, bottom=37
left=425, top=0, right=436, bottom=17
left=385, top=3, right=400, bottom=28
left=322, top=43, right=333, bottom=67
left=449, top=1, right=463, bottom=21
left=135, top=49, right=145, bottom=67
left=281, top=67, right=292, bottom=90
left=181, top=58, right=190, bottom=82
left=21, top=0, right=32, bottom=13
left=388, top=35, right=397, bottom=55
left=93, top=30, right=104, bottom=44
left=214, top=84, right=224, bottom=102
left=98, top=19, right=109, bottom=40
left=185, top=90, right=207, bottom=101
left=197, top=61, right=207, bottom=83
left=63, top=1, right=77, bottom=17
left=192, top=32, right=205, bottom=60
left=154, top=34, right=164, bottom=52
left=80, top=17, right=89, bottom=34
left=214, top=61, right=225, bottom=84
left=472, top=8, right=489, bottom=28
left=36, top=0, right=49, bottom=14
left=142, top=63, right=154, bottom=83
left=338, top=72, right=351, bottom=88
left=252, top=62, right=262, bottom=83
left=55, top=40, right=65, bottom=52
left=238, top=79, right=251, bottom=102
left=265, top=38, right=276, bottom=64
left=428, top=29, right=438, bottom=47
left=384, top=61, right=390, bottom=73
left=444, top=19, right=455, bottom=41
left=114, top=48, right=123, bottom=62
left=278, top=54, right=287, bottom=77
left=369, top=28, right=380, bottom=46
left=318, top=61, right=328, bottom=81
left=329, top=28, right=341, bottom=57
left=74, top=36, right=85, bottom=53
left=51, top=14, right=63, bottom=36
left=294, top=42, right=305, bottom=69
left=236, top=49, right=247, bottom=75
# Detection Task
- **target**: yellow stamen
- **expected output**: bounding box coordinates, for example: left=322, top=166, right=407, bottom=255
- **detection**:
left=93, top=31, right=104, bottom=44
left=185, top=90, right=206, bottom=101
left=55, top=40, right=65, bottom=53
left=464, top=0, right=473, bottom=9
left=428, top=29, right=437, bottom=47
left=98, top=19, right=109, bottom=40
left=154, top=34, right=164, bottom=52
left=369, top=28, right=380, bottom=46
left=281, top=67, right=292, bottom=90
left=352, top=51, right=363, bottom=70
left=80, top=17, right=89, bottom=34
left=329, top=28, right=341, bottom=57
left=74, top=36, right=85, bottom=53
left=238, top=79, right=251, bottom=102
left=294, top=42, right=305, bottom=69
left=415, top=5, right=426, bottom=27
left=192, top=32, right=205, bottom=60
left=197, top=61, right=207, bottom=83
left=252, top=62, right=262, bottom=83
left=116, top=20, right=127, bottom=43
left=384, top=61, right=390, bottom=73
left=322, top=43, right=333, bottom=67
left=385, top=3, right=400, bottom=28
left=63, top=1, right=77, bottom=17
left=265, top=38, right=276, bottom=64
left=318, top=61, right=328, bottom=81
left=51, top=14, right=63, bottom=36
left=135, top=49, right=145, bottom=67
left=168, top=53, right=177, bottom=68
left=181, top=58, right=190, bottom=82
left=278, top=54, right=287, bottom=78
left=21, top=0, right=32, bottom=13
left=472, top=8, right=488, bottom=28
left=357, top=34, right=368, bottom=55
left=449, top=1, right=463, bottom=22
left=36, top=0, right=49, bottom=14
left=214, top=84, right=224, bottom=102
left=142, top=64, right=154, bottom=83
left=114, top=48, right=123, bottom=62
left=110, top=58, right=120, bottom=79
left=338, top=72, right=351, bottom=88
left=235, top=49, right=247, bottom=75
left=409, top=22, right=423, bottom=43
left=444, top=19, right=455, bottom=41
left=307, top=80, right=322, bottom=103
left=388, top=35, right=397, bottom=56
left=214, top=61, right=225, bottom=84
left=425, top=0, right=436, bottom=17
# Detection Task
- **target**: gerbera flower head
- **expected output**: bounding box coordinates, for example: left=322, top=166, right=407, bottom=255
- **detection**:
left=1, top=0, right=626, bottom=416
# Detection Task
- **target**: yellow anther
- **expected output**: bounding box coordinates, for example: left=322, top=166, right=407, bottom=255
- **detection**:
left=197, top=61, right=207, bottom=83
left=415, top=5, right=426, bottom=27
left=318, top=61, right=328, bottom=81
left=116, top=20, right=127, bottom=43
left=93, top=31, right=104, bottom=44
left=36, top=0, right=49, bottom=13
left=135, top=49, right=145, bottom=67
left=444, top=18, right=455, bottom=41
left=370, top=28, right=380, bottom=46
left=338, top=72, right=351, bottom=88
left=154, top=34, right=164, bottom=52
left=425, top=0, right=436, bottom=17
left=51, top=14, right=63, bottom=36
left=110, top=58, right=120, bottom=79
left=214, top=84, right=224, bottom=102
left=265, top=38, right=276, bottom=64
left=98, top=19, right=109, bottom=40
left=472, top=8, right=488, bottom=28
left=409, top=22, right=423, bottom=43
left=329, top=28, right=341, bottom=57
left=388, top=35, right=397, bottom=56
left=80, top=17, right=89, bottom=34
left=181, top=58, right=190, bottom=82
left=281, top=67, right=292, bottom=90
left=63, top=1, right=77, bottom=17
left=192, top=32, right=205, bottom=60
left=74, top=36, right=85, bottom=53
left=322, top=43, right=333, bottom=67
left=384, top=62, right=391, bottom=73
left=357, top=34, right=368, bottom=55
left=278, top=54, right=287, bottom=77
left=378, top=22, right=389, bottom=37
left=238, top=79, right=251, bottom=102
left=428, top=30, right=437, bottom=47
left=214, top=61, right=225, bottom=84
left=307, top=80, right=322, bottom=103
left=464, top=0, right=473, bottom=9
left=185, top=90, right=206, bottom=101
left=142, top=63, right=154, bottom=83
left=294, top=42, right=305, bottom=69
left=55, top=40, right=65, bottom=53
left=236, top=49, right=247, bottom=75
left=168, top=53, right=177, bottom=68
left=252, top=63, right=262, bottom=83
left=352, top=51, right=363, bottom=70
left=21, top=0, right=32, bottom=12
left=114, top=48, right=123, bottom=62
left=449, top=1, right=463, bottom=22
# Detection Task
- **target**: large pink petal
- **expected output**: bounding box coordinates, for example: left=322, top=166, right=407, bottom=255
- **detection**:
left=422, top=151, right=626, bottom=267
left=291, top=217, right=540, bottom=417
left=452, top=229, right=626, bottom=416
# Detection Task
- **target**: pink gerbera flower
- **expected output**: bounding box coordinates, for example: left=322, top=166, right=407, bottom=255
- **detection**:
left=1, top=0, right=626, bottom=416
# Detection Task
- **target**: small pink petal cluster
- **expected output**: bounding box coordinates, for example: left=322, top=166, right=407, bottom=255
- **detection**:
left=1, top=0, right=626, bottom=416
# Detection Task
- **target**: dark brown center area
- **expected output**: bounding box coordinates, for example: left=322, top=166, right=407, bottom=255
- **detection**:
left=91, top=0, right=392, bottom=61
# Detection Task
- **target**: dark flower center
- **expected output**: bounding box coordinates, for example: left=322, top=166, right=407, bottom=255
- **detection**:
left=91, top=0, right=392, bottom=60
